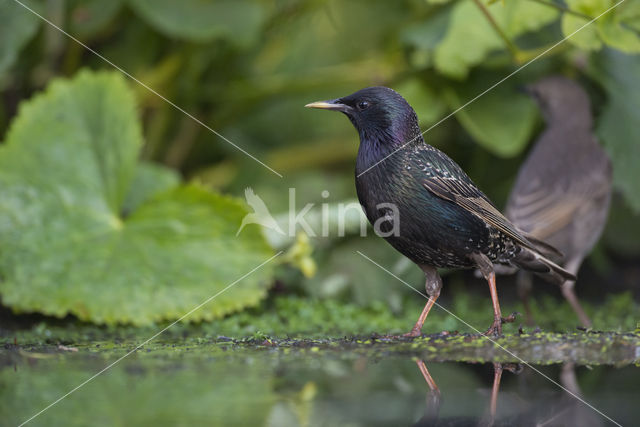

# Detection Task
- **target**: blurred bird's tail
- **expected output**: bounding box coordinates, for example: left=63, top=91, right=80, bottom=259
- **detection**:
left=510, top=246, right=576, bottom=286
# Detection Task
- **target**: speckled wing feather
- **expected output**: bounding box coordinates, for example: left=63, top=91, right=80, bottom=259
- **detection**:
left=413, top=145, right=561, bottom=257
left=421, top=173, right=575, bottom=282
left=422, top=175, right=539, bottom=253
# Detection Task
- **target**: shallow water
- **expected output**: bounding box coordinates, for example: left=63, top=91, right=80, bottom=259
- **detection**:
left=2, top=340, right=638, bottom=426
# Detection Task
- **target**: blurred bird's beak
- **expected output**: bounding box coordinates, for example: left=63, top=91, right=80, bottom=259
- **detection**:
left=305, top=99, right=350, bottom=113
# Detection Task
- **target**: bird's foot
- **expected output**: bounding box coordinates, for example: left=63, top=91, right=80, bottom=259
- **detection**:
left=483, top=313, right=518, bottom=337
left=483, top=324, right=502, bottom=337
left=402, top=328, right=423, bottom=338
left=484, top=317, right=503, bottom=337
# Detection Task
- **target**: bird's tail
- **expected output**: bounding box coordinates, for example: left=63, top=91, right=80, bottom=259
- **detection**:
left=510, top=246, right=576, bottom=286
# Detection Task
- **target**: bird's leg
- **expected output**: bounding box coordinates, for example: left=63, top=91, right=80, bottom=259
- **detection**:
left=562, top=258, right=591, bottom=328
left=416, top=359, right=440, bottom=395
left=404, top=299, right=436, bottom=338
left=404, top=266, right=442, bottom=338
left=485, top=271, right=503, bottom=336
left=416, top=359, right=441, bottom=418
left=489, top=363, right=503, bottom=425
left=561, top=280, right=591, bottom=328
left=559, top=362, right=582, bottom=396
left=473, top=253, right=514, bottom=337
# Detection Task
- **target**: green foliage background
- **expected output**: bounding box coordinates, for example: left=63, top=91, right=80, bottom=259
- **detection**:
left=0, top=0, right=639, bottom=328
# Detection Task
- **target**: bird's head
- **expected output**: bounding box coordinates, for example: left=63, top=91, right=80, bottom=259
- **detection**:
left=523, top=76, right=592, bottom=127
left=306, top=86, right=421, bottom=148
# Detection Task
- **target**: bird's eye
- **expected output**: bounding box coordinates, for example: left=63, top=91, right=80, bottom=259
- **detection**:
left=357, top=101, right=370, bottom=110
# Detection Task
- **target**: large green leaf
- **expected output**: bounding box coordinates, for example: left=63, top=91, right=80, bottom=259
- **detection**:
left=0, top=0, right=41, bottom=76
left=434, top=0, right=558, bottom=79
left=127, top=0, right=267, bottom=47
left=122, top=161, right=180, bottom=214
left=620, top=0, right=640, bottom=31
left=590, top=50, right=640, bottom=212
left=597, top=11, right=640, bottom=53
left=562, top=0, right=603, bottom=51
left=443, top=72, right=538, bottom=157
left=562, top=0, right=640, bottom=53
left=0, top=70, right=275, bottom=325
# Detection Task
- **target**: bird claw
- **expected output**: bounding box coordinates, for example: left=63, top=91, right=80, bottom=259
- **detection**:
left=483, top=322, right=502, bottom=337
left=402, top=328, right=423, bottom=338
left=484, top=312, right=519, bottom=336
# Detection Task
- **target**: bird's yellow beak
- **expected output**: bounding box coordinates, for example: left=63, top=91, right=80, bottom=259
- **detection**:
left=305, top=100, right=349, bottom=112
left=305, top=101, right=336, bottom=109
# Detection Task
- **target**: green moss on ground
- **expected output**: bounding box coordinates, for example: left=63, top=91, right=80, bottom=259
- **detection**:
left=2, top=292, right=639, bottom=365
left=4, top=330, right=639, bottom=366
left=3, top=291, right=638, bottom=345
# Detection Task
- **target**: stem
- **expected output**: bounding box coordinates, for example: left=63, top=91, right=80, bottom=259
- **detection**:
left=164, top=116, right=201, bottom=169
left=527, top=0, right=592, bottom=20
left=471, top=0, right=521, bottom=62
left=43, top=0, right=66, bottom=77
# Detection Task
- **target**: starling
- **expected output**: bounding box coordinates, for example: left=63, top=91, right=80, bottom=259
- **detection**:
left=505, top=76, right=612, bottom=327
left=306, top=87, right=575, bottom=336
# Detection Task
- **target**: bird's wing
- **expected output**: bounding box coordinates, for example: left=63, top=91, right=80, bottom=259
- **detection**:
left=413, top=144, right=561, bottom=258
left=505, top=179, right=584, bottom=241
left=422, top=175, right=545, bottom=255
left=505, top=131, right=612, bottom=241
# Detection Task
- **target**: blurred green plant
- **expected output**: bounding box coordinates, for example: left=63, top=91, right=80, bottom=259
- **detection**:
left=0, top=0, right=639, bottom=328
left=562, top=0, right=640, bottom=52
left=432, top=0, right=558, bottom=78
left=2, top=1, right=638, bottom=185
left=589, top=49, right=640, bottom=212
left=0, top=71, right=274, bottom=325
left=128, top=0, right=267, bottom=47
left=0, top=0, right=40, bottom=76
left=2, top=356, right=276, bottom=426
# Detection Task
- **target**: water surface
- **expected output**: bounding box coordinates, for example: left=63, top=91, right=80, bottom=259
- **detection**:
left=3, top=338, right=638, bottom=426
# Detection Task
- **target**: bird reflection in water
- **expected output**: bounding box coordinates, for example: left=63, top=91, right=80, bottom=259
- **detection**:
left=411, top=361, right=606, bottom=426
left=412, top=361, right=521, bottom=427
left=415, top=359, right=441, bottom=424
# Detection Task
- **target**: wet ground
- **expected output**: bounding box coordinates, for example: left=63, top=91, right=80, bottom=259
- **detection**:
left=2, top=290, right=639, bottom=426
left=2, top=332, right=639, bottom=426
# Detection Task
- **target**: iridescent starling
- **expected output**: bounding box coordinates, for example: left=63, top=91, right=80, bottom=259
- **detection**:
left=505, top=76, right=612, bottom=327
left=306, top=87, right=575, bottom=336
